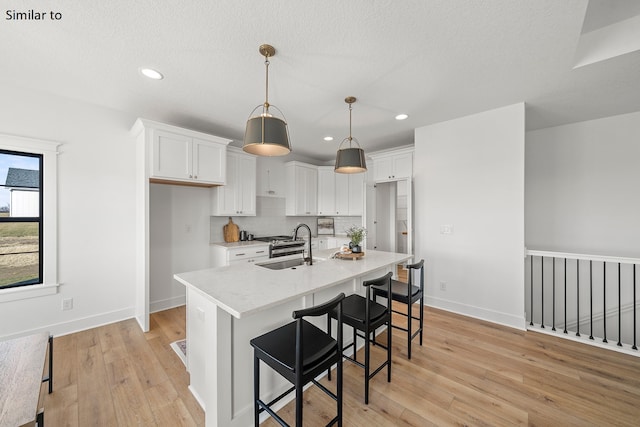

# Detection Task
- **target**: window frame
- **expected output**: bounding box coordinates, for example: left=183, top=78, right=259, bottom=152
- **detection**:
left=0, top=134, right=59, bottom=302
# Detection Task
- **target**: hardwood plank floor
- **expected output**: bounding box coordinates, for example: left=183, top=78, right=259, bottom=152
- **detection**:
left=43, top=305, right=640, bottom=426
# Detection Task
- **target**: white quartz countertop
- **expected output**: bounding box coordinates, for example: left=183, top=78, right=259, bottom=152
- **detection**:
left=174, top=249, right=412, bottom=319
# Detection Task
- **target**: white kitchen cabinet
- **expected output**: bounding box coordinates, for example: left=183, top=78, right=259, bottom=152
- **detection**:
left=327, top=236, right=349, bottom=249
left=211, top=147, right=256, bottom=216
left=371, top=149, right=413, bottom=182
left=138, top=119, right=230, bottom=186
left=317, top=167, right=336, bottom=216
left=211, top=243, right=269, bottom=267
left=285, top=162, right=317, bottom=216
left=347, top=174, right=364, bottom=215
left=311, top=237, right=329, bottom=251
left=317, top=166, right=363, bottom=216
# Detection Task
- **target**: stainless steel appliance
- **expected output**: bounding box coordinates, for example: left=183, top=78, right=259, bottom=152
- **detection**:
left=254, top=235, right=306, bottom=258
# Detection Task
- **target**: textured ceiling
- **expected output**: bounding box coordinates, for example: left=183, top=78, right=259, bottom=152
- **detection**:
left=2, top=0, right=640, bottom=161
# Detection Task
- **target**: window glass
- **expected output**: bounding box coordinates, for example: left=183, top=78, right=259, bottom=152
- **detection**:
left=0, top=150, right=42, bottom=289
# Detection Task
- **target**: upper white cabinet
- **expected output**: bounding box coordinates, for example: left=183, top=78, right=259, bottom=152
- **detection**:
left=211, top=147, right=256, bottom=216
left=285, top=162, right=317, bottom=216
left=133, top=118, right=231, bottom=186
left=371, top=148, right=413, bottom=182
left=317, top=167, right=336, bottom=215
left=347, top=173, right=364, bottom=215
left=317, top=166, right=363, bottom=216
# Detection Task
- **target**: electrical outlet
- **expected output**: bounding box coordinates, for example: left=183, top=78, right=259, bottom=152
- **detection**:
left=439, top=281, right=447, bottom=291
left=62, top=298, right=73, bottom=311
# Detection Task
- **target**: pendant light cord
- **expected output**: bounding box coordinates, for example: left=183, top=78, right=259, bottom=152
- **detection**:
left=264, top=55, right=270, bottom=112
left=348, top=102, right=353, bottom=147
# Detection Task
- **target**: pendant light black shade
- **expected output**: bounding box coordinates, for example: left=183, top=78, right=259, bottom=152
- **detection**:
left=335, top=146, right=367, bottom=173
left=335, top=96, right=367, bottom=174
left=243, top=44, right=291, bottom=156
left=243, top=115, right=291, bottom=156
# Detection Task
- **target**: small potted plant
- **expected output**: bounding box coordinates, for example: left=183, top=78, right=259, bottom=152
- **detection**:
left=345, top=225, right=367, bottom=253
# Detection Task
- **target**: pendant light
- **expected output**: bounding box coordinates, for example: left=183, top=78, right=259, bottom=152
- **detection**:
left=334, top=96, right=367, bottom=174
left=243, top=44, right=291, bottom=156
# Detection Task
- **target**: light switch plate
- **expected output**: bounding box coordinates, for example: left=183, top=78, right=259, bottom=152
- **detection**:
left=440, top=225, right=454, bottom=235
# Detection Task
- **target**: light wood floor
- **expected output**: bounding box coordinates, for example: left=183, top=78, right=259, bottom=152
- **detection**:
left=42, top=303, right=640, bottom=426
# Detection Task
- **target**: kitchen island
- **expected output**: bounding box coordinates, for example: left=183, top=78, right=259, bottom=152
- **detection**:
left=174, top=248, right=412, bottom=427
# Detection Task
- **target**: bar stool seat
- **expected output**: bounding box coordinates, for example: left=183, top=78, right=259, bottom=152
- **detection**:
left=250, top=293, right=345, bottom=427
left=373, top=259, right=425, bottom=359
left=328, top=272, right=392, bottom=404
left=251, top=321, right=338, bottom=379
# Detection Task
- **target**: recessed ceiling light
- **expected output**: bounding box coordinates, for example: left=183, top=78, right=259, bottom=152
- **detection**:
left=395, top=113, right=409, bottom=121
left=323, top=136, right=334, bottom=141
left=140, top=68, right=164, bottom=80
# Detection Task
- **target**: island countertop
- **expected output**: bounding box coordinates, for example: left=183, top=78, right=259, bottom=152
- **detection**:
left=174, top=249, right=412, bottom=319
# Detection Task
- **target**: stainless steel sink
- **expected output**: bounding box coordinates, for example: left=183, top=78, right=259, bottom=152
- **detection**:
left=256, top=258, right=317, bottom=270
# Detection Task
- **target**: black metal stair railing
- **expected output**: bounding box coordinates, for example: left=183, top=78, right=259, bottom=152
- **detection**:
left=526, top=250, right=639, bottom=354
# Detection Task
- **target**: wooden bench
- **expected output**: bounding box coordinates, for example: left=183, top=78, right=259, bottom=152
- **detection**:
left=0, top=331, right=53, bottom=427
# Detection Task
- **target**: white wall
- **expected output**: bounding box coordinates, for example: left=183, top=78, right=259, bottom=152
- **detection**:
left=149, top=184, right=212, bottom=312
left=526, top=111, right=640, bottom=258
left=0, top=84, right=138, bottom=338
left=414, top=103, right=526, bottom=329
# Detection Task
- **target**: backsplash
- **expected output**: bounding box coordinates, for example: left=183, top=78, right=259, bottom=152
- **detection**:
left=210, top=196, right=362, bottom=242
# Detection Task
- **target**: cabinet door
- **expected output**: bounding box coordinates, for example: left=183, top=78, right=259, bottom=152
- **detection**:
left=392, top=153, right=413, bottom=179
left=193, top=138, right=225, bottom=184
left=285, top=163, right=317, bottom=216
left=304, top=166, right=318, bottom=215
left=237, top=154, right=256, bottom=215
left=317, top=167, right=335, bottom=216
left=334, top=173, right=349, bottom=215
left=317, top=239, right=328, bottom=250
left=212, top=151, right=239, bottom=215
left=373, top=156, right=393, bottom=182
left=348, top=174, right=364, bottom=215
left=152, top=130, right=192, bottom=180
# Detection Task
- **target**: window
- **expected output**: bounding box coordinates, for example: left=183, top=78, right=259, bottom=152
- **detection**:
left=0, top=150, right=42, bottom=289
left=0, top=134, right=59, bottom=301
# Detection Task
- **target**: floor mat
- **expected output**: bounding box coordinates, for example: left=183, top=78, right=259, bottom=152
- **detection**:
left=170, top=339, right=187, bottom=366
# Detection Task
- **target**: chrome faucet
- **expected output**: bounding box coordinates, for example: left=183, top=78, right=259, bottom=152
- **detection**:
left=293, top=223, right=313, bottom=265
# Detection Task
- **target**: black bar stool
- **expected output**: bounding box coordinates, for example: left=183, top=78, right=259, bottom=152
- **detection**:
left=373, top=259, right=424, bottom=359
left=250, top=293, right=345, bottom=427
left=328, top=272, right=392, bottom=404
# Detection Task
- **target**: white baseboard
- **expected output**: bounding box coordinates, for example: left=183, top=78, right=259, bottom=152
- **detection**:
left=150, top=295, right=186, bottom=313
left=2, top=307, right=137, bottom=340
left=425, top=296, right=527, bottom=331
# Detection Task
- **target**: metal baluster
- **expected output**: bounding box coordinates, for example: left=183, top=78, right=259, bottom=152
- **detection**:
left=541, top=256, right=545, bottom=328
left=563, top=258, right=568, bottom=334
left=576, top=259, right=580, bottom=337
left=633, top=264, right=637, bottom=351
left=530, top=255, right=534, bottom=326
left=552, top=258, right=556, bottom=331
left=617, top=263, right=622, bottom=347
left=589, top=260, right=594, bottom=340
left=603, top=262, right=608, bottom=344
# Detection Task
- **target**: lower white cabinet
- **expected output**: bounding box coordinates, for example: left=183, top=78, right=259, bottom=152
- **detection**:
left=327, top=236, right=349, bottom=249
left=211, top=244, right=269, bottom=267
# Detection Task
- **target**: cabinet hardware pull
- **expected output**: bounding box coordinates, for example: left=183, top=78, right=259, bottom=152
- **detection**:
left=236, top=253, right=246, bottom=256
